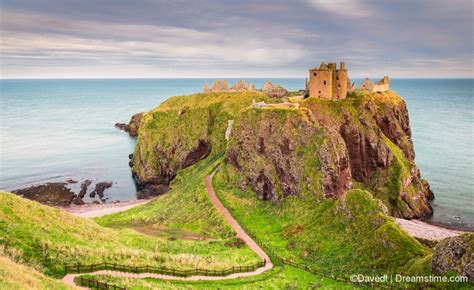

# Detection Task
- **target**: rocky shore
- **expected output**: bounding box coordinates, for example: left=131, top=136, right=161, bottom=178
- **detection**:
left=12, top=178, right=115, bottom=206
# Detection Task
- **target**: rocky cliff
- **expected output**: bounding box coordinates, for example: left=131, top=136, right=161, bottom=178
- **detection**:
left=130, top=90, right=433, bottom=219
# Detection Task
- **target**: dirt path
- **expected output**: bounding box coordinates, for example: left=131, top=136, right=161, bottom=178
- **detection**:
left=62, top=171, right=272, bottom=288
left=395, top=218, right=465, bottom=241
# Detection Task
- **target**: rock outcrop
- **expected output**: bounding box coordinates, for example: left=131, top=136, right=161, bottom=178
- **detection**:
left=431, top=234, right=474, bottom=283
left=12, top=183, right=75, bottom=206
left=115, top=112, right=144, bottom=138
left=130, top=89, right=433, bottom=219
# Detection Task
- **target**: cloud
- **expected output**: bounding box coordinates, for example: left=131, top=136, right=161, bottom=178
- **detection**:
left=0, top=1, right=472, bottom=78
left=304, top=0, right=372, bottom=18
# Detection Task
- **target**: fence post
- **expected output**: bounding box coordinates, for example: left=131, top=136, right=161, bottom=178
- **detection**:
left=77, top=264, right=79, bottom=273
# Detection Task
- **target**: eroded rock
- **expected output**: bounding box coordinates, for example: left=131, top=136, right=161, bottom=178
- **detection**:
left=431, top=234, right=474, bottom=283
left=13, top=183, right=75, bottom=206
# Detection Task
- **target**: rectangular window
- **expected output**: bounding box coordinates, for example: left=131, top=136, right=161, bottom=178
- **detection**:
left=336, top=76, right=339, bottom=80
left=324, top=80, right=326, bottom=85
left=314, top=73, right=317, bottom=76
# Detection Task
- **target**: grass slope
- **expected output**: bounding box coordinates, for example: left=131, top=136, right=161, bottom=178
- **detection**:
left=214, top=163, right=430, bottom=275
left=97, top=153, right=235, bottom=239
left=0, top=253, right=72, bottom=290
left=0, top=188, right=259, bottom=278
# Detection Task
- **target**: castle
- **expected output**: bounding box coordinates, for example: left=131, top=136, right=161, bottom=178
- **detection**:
left=307, top=61, right=390, bottom=99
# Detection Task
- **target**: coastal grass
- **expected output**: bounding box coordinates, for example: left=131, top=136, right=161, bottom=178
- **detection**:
left=0, top=188, right=259, bottom=278
left=0, top=253, right=73, bottom=290
left=96, top=153, right=235, bottom=239
left=80, top=264, right=354, bottom=289
left=213, top=163, right=431, bottom=277
left=133, top=91, right=274, bottom=180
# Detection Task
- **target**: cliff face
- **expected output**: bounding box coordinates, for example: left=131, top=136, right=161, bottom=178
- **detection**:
left=131, top=91, right=271, bottom=194
left=131, top=90, right=433, bottom=219
left=226, top=108, right=352, bottom=201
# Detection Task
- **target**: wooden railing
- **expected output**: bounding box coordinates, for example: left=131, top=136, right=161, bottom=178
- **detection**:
left=65, top=260, right=266, bottom=278
left=76, top=276, right=126, bottom=290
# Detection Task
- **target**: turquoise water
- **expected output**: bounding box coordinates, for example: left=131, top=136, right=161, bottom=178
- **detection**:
left=0, top=79, right=472, bottom=229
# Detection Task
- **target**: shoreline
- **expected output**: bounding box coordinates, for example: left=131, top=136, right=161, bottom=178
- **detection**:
left=57, top=199, right=151, bottom=218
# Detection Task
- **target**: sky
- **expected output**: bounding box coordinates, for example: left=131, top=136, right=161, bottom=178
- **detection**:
left=0, top=0, right=473, bottom=78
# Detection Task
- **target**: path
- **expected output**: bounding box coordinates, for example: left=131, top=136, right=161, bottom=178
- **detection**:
left=395, top=218, right=464, bottom=241
left=62, top=171, right=273, bottom=288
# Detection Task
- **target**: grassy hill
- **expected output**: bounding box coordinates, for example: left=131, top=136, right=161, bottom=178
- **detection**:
left=0, top=253, right=72, bottom=290
left=0, top=187, right=259, bottom=278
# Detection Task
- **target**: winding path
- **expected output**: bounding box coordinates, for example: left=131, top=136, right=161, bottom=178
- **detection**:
left=62, top=171, right=273, bottom=288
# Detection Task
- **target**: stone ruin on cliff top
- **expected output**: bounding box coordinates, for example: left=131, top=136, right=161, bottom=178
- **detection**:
left=202, top=62, right=390, bottom=100
left=203, top=80, right=287, bottom=98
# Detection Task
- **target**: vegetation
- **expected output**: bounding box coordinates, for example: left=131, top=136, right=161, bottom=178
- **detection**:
left=0, top=253, right=72, bottom=289
left=97, top=153, right=235, bottom=239
left=81, top=265, right=353, bottom=289
left=213, top=163, right=431, bottom=277
left=0, top=189, right=259, bottom=278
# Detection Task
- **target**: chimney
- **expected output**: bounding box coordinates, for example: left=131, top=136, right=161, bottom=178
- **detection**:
left=340, top=62, right=346, bottom=70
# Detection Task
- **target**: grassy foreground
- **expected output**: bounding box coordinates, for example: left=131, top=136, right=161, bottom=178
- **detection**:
left=82, top=265, right=353, bottom=289
left=0, top=253, right=72, bottom=290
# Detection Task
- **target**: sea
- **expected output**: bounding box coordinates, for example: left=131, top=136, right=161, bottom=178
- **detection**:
left=0, top=78, right=472, bottom=230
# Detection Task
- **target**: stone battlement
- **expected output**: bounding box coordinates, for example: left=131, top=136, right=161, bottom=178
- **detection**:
left=307, top=61, right=390, bottom=99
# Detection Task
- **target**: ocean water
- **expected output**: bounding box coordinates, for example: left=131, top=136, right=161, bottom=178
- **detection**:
left=0, top=78, right=472, bottom=229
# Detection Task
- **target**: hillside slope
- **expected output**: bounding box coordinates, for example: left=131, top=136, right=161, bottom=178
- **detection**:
left=0, top=190, right=259, bottom=277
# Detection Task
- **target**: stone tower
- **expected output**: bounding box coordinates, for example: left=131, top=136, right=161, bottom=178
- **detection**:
left=308, top=61, right=349, bottom=100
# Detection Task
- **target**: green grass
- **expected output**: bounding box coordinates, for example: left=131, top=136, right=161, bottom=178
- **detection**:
left=0, top=187, right=259, bottom=278
left=81, top=264, right=354, bottom=289
left=213, top=163, right=430, bottom=277
left=96, top=153, right=235, bottom=239
left=0, top=253, right=73, bottom=289
left=132, top=91, right=273, bottom=181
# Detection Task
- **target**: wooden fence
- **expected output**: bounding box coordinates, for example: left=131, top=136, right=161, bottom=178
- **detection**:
left=65, top=260, right=266, bottom=278
left=76, top=276, right=126, bottom=290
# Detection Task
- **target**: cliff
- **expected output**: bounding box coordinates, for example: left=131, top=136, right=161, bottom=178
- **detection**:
left=132, top=90, right=433, bottom=219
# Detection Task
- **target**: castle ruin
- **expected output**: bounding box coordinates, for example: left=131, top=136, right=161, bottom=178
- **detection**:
left=307, top=62, right=390, bottom=99
left=360, top=76, right=390, bottom=92
left=307, top=62, right=350, bottom=100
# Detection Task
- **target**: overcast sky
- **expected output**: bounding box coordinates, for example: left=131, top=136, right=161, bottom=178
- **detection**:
left=1, top=0, right=472, bottom=78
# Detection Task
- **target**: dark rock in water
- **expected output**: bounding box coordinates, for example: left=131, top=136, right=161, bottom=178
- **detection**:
left=136, top=184, right=170, bottom=199
left=12, top=183, right=75, bottom=206
left=431, top=233, right=474, bottom=283
left=66, top=178, right=78, bottom=184
left=115, top=112, right=144, bottom=138
left=78, top=180, right=92, bottom=199
left=89, top=181, right=113, bottom=199
left=128, top=154, right=134, bottom=159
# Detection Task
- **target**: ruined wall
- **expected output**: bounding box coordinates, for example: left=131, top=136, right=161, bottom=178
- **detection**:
left=308, top=68, right=333, bottom=99
left=335, top=69, right=348, bottom=99
left=373, top=76, right=390, bottom=92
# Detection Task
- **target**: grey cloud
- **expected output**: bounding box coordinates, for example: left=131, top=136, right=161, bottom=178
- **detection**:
left=0, top=0, right=472, bottom=78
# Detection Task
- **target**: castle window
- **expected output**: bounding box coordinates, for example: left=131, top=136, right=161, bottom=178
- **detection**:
left=336, top=76, right=339, bottom=80
left=338, top=84, right=341, bottom=88
left=323, top=80, right=326, bottom=85
left=318, top=91, right=321, bottom=93
left=314, top=73, right=317, bottom=76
